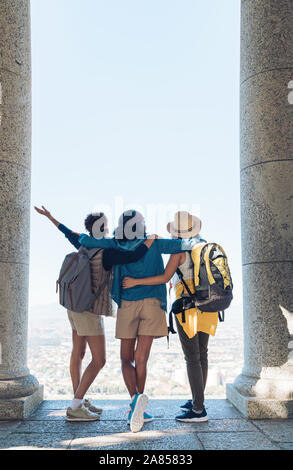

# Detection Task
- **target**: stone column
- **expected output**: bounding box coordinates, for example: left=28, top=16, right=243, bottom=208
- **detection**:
left=0, top=0, right=43, bottom=419
left=226, top=0, right=293, bottom=418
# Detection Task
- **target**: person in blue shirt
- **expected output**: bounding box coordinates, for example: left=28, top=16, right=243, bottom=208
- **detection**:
left=122, top=211, right=211, bottom=424
left=78, top=209, right=197, bottom=432
left=34, top=205, right=154, bottom=423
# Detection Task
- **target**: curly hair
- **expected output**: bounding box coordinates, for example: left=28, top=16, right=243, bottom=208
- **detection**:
left=84, top=212, right=106, bottom=236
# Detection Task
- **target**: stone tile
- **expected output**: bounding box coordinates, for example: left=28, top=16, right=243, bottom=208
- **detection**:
left=15, top=419, right=125, bottom=434
left=140, top=398, right=241, bottom=420
left=69, top=431, right=201, bottom=451
left=199, top=399, right=242, bottom=419
left=37, top=400, right=72, bottom=411
left=27, top=408, right=69, bottom=421
left=19, top=413, right=254, bottom=437
left=279, top=442, right=293, bottom=450
left=197, top=431, right=280, bottom=450
left=252, top=419, right=293, bottom=443
left=0, top=433, right=74, bottom=450
left=0, top=420, right=22, bottom=438
left=146, top=419, right=255, bottom=434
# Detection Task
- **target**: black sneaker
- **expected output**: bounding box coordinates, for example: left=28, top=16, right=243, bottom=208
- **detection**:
left=176, top=407, right=208, bottom=422
left=180, top=399, right=193, bottom=411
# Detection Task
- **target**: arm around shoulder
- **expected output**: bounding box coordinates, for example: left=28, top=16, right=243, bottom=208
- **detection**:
left=156, top=238, right=193, bottom=254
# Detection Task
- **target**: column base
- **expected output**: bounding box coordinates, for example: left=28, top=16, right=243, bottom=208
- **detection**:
left=226, top=383, right=293, bottom=419
left=0, top=385, right=44, bottom=420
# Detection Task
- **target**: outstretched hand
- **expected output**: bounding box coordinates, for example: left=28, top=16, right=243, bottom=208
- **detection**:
left=34, top=205, right=51, bottom=218
left=34, top=205, right=60, bottom=228
left=122, top=277, right=138, bottom=289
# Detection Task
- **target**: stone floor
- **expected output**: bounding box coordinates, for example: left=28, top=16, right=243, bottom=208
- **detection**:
left=0, top=399, right=292, bottom=450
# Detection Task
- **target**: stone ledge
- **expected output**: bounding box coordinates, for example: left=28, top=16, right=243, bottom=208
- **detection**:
left=226, top=383, right=293, bottom=419
left=0, top=385, right=44, bottom=420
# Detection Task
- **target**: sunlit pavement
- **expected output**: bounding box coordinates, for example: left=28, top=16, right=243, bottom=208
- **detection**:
left=0, top=399, right=292, bottom=450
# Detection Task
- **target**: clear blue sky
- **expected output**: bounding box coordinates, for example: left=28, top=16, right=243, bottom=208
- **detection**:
left=29, top=0, right=241, bottom=307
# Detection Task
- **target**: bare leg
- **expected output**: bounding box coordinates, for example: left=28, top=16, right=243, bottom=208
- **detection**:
left=74, top=335, right=106, bottom=399
left=70, top=330, right=87, bottom=394
left=120, top=338, right=137, bottom=398
left=134, top=335, right=154, bottom=394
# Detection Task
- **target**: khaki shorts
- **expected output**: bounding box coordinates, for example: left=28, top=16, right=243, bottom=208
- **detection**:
left=67, top=310, right=105, bottom=336
left=116, top=297, right=168, bottom=339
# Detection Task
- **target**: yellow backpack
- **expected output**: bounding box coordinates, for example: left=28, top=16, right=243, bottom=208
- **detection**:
left=190, top=242, right=233, bottom=318
left=168, top=241, right=233, bottom=335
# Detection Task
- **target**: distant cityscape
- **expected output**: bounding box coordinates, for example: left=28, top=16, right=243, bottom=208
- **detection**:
left=28, top=303, right=244, bottom=400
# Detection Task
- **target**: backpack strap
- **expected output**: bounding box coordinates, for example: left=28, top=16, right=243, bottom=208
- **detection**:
left=87, top=248, right=103, bottom=259
left=176, top=268, right=194, bottom=298
left=168, top=309, right=177, bottom=335
left=57, top=252, right=79, bottom=290
left=85, top=248, right=108, bottom=301
left=196, top=245, right=211, bottom=295
left=90, top=249, right=109, bottom=300
left=218, top=311, right=225, bottom=322
left=192, top=242, right=207, bottom=287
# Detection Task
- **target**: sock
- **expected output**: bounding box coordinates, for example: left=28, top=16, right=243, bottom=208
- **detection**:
left=193, top=408, right=203, bottom=414
left=71, top=398, right=83, bottom=410
left=131, top=395, right=137, bottom=402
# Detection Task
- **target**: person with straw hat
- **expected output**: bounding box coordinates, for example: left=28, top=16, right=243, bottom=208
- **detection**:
left=123, top=211, right=219, bottom=423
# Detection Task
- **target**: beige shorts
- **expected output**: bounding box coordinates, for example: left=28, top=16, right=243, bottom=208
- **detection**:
left=67, top=310, right=105, bottom=336
left=116, top=297, right=168, bottom=339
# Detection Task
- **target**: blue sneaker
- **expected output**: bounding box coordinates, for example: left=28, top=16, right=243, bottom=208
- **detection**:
left=176, top=407, right=208, bottom=422
left=127, top=409, right=153, bottom=425
left=180, top=399, right=193, bottom=411
left=129, top=393, right=148, bottom=433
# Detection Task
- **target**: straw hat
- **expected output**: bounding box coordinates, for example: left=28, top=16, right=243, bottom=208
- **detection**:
left=167, top=211, right=202, bottom=238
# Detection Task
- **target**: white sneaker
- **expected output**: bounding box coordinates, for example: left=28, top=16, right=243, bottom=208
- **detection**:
left=129, top=393, right=149, bottom=433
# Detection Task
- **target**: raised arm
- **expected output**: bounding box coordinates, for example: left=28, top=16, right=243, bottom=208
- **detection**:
left=122, top=253, right=183, bottom=289
left=34, top=205, right=81, bottom=250
left=34, top=205, right=61, bottom=228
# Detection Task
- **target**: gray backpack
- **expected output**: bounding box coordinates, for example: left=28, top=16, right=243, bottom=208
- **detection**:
left=56, top=247, right=105, bottom=313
